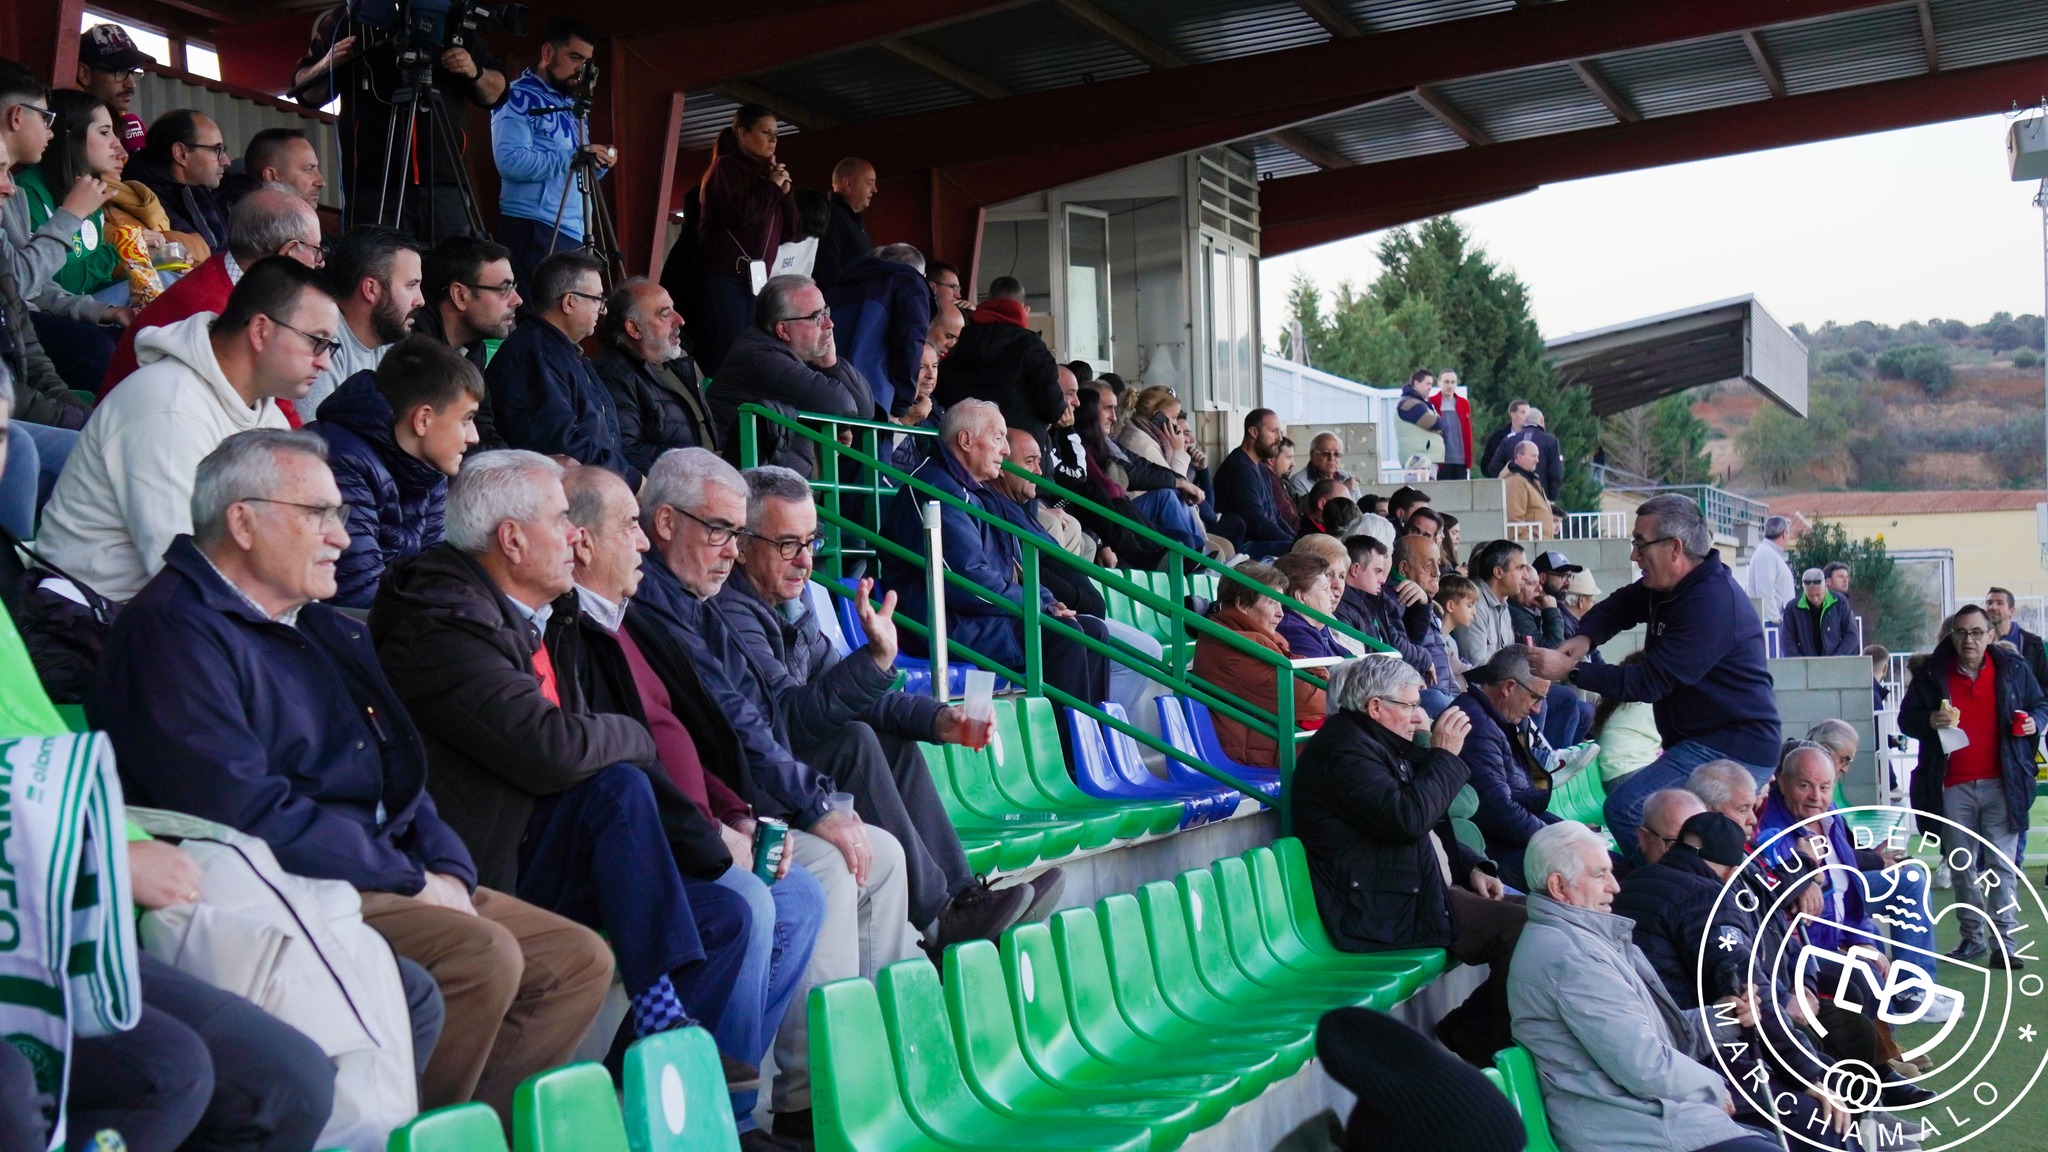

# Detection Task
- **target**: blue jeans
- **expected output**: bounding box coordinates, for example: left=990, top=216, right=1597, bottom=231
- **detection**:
left=1, top=421, right=80, bottom=537
left=496, top=214, right=582, bottom=298
left=690, top=272, right=755, bottom=376
left=711, top=863, right=824, bottom=1131
left=1133, top=488, right=1207, bottom=553
left=1539, top=683, right=1586, bottom=750
left=1604, top=739, right=1774, bottom=852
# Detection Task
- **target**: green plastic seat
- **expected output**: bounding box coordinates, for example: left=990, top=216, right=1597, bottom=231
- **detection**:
left=1143, top=877, right=1354, bottom=1014
left=54, top=703, right=90, bottom=733
left=930, top=741, right=1085, bottom=863
left=1449, top=785, right=1488, bottom=854
left=388, top=1103, right=508, bottom=1152
left=511, top=1062, right=629, bottom=1152
left=1049, top=907, right=1311, bottom=1079
left=1547, top=764, right=1606, bottom=828
left=942, top=940, right=1233, bottom=1131
left=1203, top=858, right=1404, bottom=1005
left=1094, top=892, right=1325, bottom=1046
left=953, top=723, right=1120, bottom=849
left=1236, top=849, right=1445, bottom=1000
left=985, top=703, right=1139, bottom=842
left=1272, top=838, right=1455, bottom=990
left=1494, top=1046, right=1562, bottom=1152
left=1482, top=1067, right=1506, bottom=1094
left=621, top=1026, right=738, bottom=1152
left=808, top=979, right=959, bottom=1152
left=871, top=960, right=1165, bottom=1152
left=999, top=922, right=1258, bottom=1108
left=1009, top=697, right=1183, bottom=837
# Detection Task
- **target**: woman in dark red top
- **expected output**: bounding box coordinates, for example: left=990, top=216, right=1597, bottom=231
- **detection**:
left=690, top=105, right=799, bottom=374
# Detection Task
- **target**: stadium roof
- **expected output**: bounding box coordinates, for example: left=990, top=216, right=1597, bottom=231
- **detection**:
left=1548, top=295, right=1811, bottom=418
left=21, top=0, right=2048, bottom=275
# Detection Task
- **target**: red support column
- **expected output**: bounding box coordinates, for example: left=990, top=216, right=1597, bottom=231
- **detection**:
left=594, top=37, right=684, bottom=279
left=214, top=14, right=328, bottom=97
left=0, top=0, right=85, bottom=88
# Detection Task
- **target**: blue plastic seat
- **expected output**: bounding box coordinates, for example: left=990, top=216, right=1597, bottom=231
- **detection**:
left=1181, top=699, right=1284, bottom=794
left=1156, top=696, right=1278, bottom=801
left=830, top=578, right=967, bottom=698
left=1095, top=703, right=1235, bottom=826
left=1066, top=707, right=1206, bottom=829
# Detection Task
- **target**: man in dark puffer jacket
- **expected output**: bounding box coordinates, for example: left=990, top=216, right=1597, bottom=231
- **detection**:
left=309, top=337, right=480, bottom=607
left=1611, top=804, right=1745, bottom=1008
left=932, top=276, right=1062, bottom=444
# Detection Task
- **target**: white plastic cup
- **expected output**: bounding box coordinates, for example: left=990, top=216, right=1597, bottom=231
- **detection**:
left=961, top=670, right=997, bottom=750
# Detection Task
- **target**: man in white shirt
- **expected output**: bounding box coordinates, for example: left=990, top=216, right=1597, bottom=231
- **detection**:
left=1744, top=514, right=1795, bottom=621
left=304, top=225, right=424, bottom=414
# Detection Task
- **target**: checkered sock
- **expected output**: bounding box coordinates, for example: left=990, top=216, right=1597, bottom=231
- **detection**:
left=629, top=974, right=694, bottom=1038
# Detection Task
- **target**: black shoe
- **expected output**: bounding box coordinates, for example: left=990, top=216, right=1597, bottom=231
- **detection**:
left=773, top=1109, right=814, bottom=1141
left=1433, top=1011, right=1503, bottom=1070
left=739, top=1130, right=806, bottom=1152
left=722, top=1054, right=761, bottom=1093
left=1948, top=941, right=1989, bottom=963
left=1017, top=867, right=1067, bottom=923
left=1882, top=1080, right=1936, bottom=1108
left=933, top=878, right=1034, bottom=951
left=1991, top=948, right=2027, bottom=970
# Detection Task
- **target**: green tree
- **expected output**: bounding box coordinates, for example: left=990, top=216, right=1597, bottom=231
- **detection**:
left=1873, top=343, right=1952, bottom=397
left=1788, top=520, right=1930, bottom=651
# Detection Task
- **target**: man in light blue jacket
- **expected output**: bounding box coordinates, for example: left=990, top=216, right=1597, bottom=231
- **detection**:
left=1508, top=821, right=1783, bottom=1152
left=491, top=17, right=614, bottom=285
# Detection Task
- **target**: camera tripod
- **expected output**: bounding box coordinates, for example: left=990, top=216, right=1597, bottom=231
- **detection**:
left=531, top=76, right=625, bottom=290
left=367, top=55, right=490, bottom=240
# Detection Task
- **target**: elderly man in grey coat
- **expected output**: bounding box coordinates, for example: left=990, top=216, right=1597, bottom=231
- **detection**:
left=1507, top=821, right=1784, bottom=1152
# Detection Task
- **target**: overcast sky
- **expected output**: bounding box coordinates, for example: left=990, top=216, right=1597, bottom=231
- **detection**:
left=1261, top=112, right=2047, bottom=347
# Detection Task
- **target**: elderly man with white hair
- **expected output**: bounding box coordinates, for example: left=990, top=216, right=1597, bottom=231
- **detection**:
left=1509, top=821, right=1782, bottom=1152
left=1685, top=759, right=1762, bottom=843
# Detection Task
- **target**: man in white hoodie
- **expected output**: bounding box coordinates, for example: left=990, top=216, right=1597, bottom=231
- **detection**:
left=39, top=257, right=339, bottom=600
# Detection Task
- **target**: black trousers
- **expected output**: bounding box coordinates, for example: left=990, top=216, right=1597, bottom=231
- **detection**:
left=800, top=721, right=975, bottom=928
left=27, top=313, right=114, bottom=396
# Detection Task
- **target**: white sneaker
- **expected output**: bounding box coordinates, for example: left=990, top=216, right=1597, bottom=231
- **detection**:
left=1934, top=862, right=1953, bottom=890
left=1912, top=996, right=1956, bottom=1023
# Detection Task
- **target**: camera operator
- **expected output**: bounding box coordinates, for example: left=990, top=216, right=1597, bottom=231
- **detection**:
left=492, top=17, right=614, bottom=287
left=293, top=3, right=509, bottom=245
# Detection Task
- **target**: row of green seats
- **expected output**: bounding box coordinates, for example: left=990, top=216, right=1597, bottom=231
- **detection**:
left=386, top=1026, right=738, bottom=1152
left=807, top=838, right=1449, bottom=1152
left=932, top=696, right=1189, bottom=874
left=1094, top=570, right=1218, bottom=652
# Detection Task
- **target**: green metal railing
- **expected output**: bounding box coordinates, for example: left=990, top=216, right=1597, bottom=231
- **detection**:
left=737, top=404, right=1397, bottom=824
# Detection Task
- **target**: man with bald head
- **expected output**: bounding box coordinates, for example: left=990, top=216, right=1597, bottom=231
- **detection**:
left=813, top=157, right=876, bottom=290
left=596, top=277, right=713, bottom=472
left=1288, top=430, right=1360, bottom=500
left=927, top=299, right=964, bottom=359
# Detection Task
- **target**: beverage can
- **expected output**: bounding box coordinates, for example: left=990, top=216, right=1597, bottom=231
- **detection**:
left=753, top=817, right=789, bottom=884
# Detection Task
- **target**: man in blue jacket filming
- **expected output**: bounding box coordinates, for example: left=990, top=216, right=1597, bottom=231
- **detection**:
left=492, top=17, right=615, bottom=285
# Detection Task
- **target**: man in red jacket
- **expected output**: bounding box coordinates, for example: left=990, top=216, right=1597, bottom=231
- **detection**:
left=101, top=188, right=323, bottom=422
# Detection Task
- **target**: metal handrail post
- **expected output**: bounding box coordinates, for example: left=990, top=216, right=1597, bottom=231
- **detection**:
left=1021, top=545, right=1045, bottom=696
left=922, top=500, right=948, bottom=702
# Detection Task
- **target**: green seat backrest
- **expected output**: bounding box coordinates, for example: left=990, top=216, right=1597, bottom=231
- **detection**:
left=1242, top=848, right=1313, bottom=959
left=1494, top=1046, right=1562, bottom=1152
left=511, top=1062, right=628, bottom=1152
left=875, top=958, right=984, bottom=1116
left=943, top=939, right=1047, bottom=1104
left=1134, top=880, right=1213, bottom=999
left=1014, top=696, right=1094, bottom=806
left=1451, top=816, right=1487, bottom=854
left=1001, top=921, right=1093, bottom=1075
left=1209, top=856, right=1286, bottom=970
left=1095, top=892, right=1180, bottom=1022
left=1046, top=907, right=1134, bottom=1048
left=1449, top=784, right=1480, bottom=821
left=1165, top=871, right=1265, bottom=998
left=1547, top=764, right=1606, bottom=828
left=621, top=1026, right=739, bottom=1152
left=1273, top=838, right=1342, bottom=954
left=1482, top=1068, right=1506, bottom=1094
left=388, top=1103, right=508, bottom=1152
left=809, top=978, right=943, bottom=1152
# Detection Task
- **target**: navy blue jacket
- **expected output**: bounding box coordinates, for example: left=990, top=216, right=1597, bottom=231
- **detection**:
left=980, top=488, right=1107, bottom=617
left=825, top=256, right=931, bottom=418
left=592, top=345, right=714, bottom=476
left=1450, top=687, right=1558, bottom=854
left=1215, top=447, right=1293, bottom=547
left=704, top=324, right=875, bottom=477
left=1999, top=622, right=2048, bottom=697
left=1277, top=610, right=1347, bottom=662
left=93, top=537, right=475, bottom=894
left=1572, top=550, right=1781, bottom=767
left=879, top=446, right=1047, bottom=670
left=1901, top=641, right=2048, bottom=831
left=1778, top=592, right=1857, bottom=657
left=1336, top=583, right=1430, bottom=675
left=1611, top=845, right=1734, bottom=1008
left=485, top=315, right=641, bottom=486
left=309, top=372, right=450, bottom=608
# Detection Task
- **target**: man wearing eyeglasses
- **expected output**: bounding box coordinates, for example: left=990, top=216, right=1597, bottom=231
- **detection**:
left=78, top=26, right=153, bottom=156
left=1524, top=494, right=1779, bottom=856
left=127, top=109, right=230, bottom=253
left=486, top=250, right=641, bottom=486
left=41, top=257, right=340, bottom=602
left=705, top=274, right=874, bottom=478
left=415, top=235, right=520, bottom=451
left=1451, top=648, right=1566, bottom=890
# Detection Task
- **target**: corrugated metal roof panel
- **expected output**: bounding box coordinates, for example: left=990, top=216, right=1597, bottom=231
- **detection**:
left=1250, top=137, right=1321, bottom=179
left=1094, top=0, right=1329, bottom=64
left=1931, top=0, right=2048, bottom=69
left=679, top=90, right=801, bottom=153
left=1295, top=96, right=1466, bottom=165
left=750, top=47, right=972, bottom=123
left=913, top=5, right=1151, bottom=94
left=1762, top=6, right=1927, bottom=96
left=1343, top=0, right=1513, bottom=34
left=1598, top=35, right=1773, bottom=120
left=1434, top=63, right=1614, bottom=143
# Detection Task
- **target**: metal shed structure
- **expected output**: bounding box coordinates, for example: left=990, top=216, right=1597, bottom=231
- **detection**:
left=1548, top=295, right=1812, bottom=418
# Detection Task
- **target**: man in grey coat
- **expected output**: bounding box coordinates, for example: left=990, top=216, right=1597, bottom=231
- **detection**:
left=1508, top=821, right=1782, bottom=1152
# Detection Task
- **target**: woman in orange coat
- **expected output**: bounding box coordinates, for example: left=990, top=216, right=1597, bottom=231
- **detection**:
left=1192, top=561, right=1330, bottom=767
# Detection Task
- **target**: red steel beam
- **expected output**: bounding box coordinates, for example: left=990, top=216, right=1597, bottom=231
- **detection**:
left=1263, top=188, right=1538, bottom=256
left=0, top=0, right=85, bottom=87
left=1260, top=53, right=2048, bottom=248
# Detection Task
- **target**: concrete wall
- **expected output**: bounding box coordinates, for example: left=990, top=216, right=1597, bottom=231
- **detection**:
left=1772, top=656, right=1883, bottom=804
left=1356, top=478, right=1507, bottom=542
left=1804, top=508, right=2034, bottom=601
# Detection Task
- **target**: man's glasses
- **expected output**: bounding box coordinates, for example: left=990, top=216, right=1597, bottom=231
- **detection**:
left=1372, top=696, right=1424, bottom=714
left=742, top=530, right=825, bottom=560
left=670, top=505, right=741, bottom=546
left=465, top=280, right=519, bottom=298
left=188, top=141, right=230, bottom=159
left=283, top=237, right=329, bottom=267
left=782, top=307, right=830, bottom=326
left=1629, top=535, right=1677, bottom=555
left=14, top=103, right=55, bottom=129
left=265, top=315, right=343, bottom=359
left=241, top=497, right=347, bottom=528
left=1953, top=627, right=1992, bottom=641
left=564, top=290, right=607, bottom=311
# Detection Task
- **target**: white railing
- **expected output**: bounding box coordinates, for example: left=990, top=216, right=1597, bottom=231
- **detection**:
left=1560, top=510, right=1626, bottom=540
left=1507, top=521, right=1544, bottom=542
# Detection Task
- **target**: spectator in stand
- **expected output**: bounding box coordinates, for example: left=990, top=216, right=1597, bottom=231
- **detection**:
left=126, top=109, right=229, bottom=254
left=825, top=242, right=930, bottom=417
left=1507, top=822, right=1780, bottom=1152
left=1265, top=437, right=1302, bottom=535
left=369, top=449, right=759, bottom=1081
left=1045, top=383, right=1163, bottom=570
left=1216, top=408, right=1295, bottom=557
left=1685, top=758, right=1762, bottom=843
left=1322, top=496, right=1360, bottom=542
left=1591, top=652, right=1661, bottom=792
left=16, top=91, right=138, bottom=308
left=1078, top=381, right=1206, bottom=553
left=1901, top=604, right=2047, bottom=966
left=1509, top=565, right=1565, bottom=650
left=1392, top=368, right=1444, bottom=472
left=722, top=465, right=1039, bottom=947
left=1501, top=439, right=1550, bottom=540
left=1288, top=431, right=1360, bottom=499
left=1631, top=788, right=1708, bottom=870
left=1743, top=515, right=1795, bottom=621
left=596, top=277, right=714, bottom=473
left=1119, top=385, right=1215, bottom=548
left=1273, top=551, right=1349, bottom=662
left=1868, top=644, right=1893, bottom=711
left=95, top=429, right=611, bottom=1117
left=926, top=259, right=965, bottom=313
left=994, top=426, right=1105, bottom=566
left=1611, top=800, right=1741, bottom=1003
left=0, top=59, right=125, bottom=358
left=1403, top=535, right=1467, bottom=713
left=308, top=335, right=480, bottom=608
left=1453, top=538, right=1525, bottom=668
left=102, top=187, right=323, bottom=399
left=1336, top=534, right=1432, bottom=678
left=1404, top=504, right=1442, bottom=543
left=415, top=234, right=519, bottom=448
left=1781, top=567, right=1857, bottom=657
left=690, top=105, right=799, bottom=374
left=77, top=25, right=152, bottom=156
left=1561, top=568, right=1602, bottom=634
left=1825, top=561, right=1851, bottom=599
left=889, top=340, right=943, bottom=465
left=487, top=250, right=639, bottom=485
left=1193, top=563, right=1328, bottom=767
left=933, top=276, right=1063, bottom=443
left=1386, top=485, right=1430, bottom=534
left=41, top=257, right=333, bottom=601
left=1530, top=550, right=1584, bottom=640
left=705, top=273, right=873, bottom=477
left=0, top=148, right=92, bottom=516
left=1438, top=510, right=1465, bottom=573
left=1296, top=476, right=1346, bottom=539
left=1435, top=369, right=1475, bottom=480
left=226, top=127, right=323, bottom=208
left=491, top=19, right=615, bottom=287
left=1293, top=655, right=1524, bottom=1065
left=308, top=225, right=423, bottom=412
left=1524, top=495, right=1780, bottom=852
left=927, top=300, right=963, bottom=358
left=811, top=157, right=876, bottom=291
left=1453, top=648, right=1564, bottom=888
left=1984, top=585, right=2048, bottom=691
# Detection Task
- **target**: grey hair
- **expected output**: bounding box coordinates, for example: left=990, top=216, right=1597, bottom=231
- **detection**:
left=756, top=275, right=818, bottom=331
left=562, top=464, right=632, bottom=533
left=1641, top=788, right=1707, bottom=833
left=444, top=449, right=563, bottom=554
left=743, top=465, right=815, bottom=527
left=1685, top=759, right=1758, bottom=811
left=641, top=447, right=748, bottom=532
left=1804, top=719, right=1858, bottom=762
left=1524, top=821, right=1607, bottom=894
left=873, top=243, right=925, bottom=274
left=1763, top=514, right=1790, bottom=540
left=1777, top=739, right=1834, bottom=784
left=191, top=429, right=329, bottom=547
left=1636, top=494, right=1712, bottom=560
left=226, top=187, right=318, bottom=264
left=1327, top=653, right=1424, bottom=716
left=939, top=398, right=1004, bottom=445
left=1523, top=407, right=1545, bottom=425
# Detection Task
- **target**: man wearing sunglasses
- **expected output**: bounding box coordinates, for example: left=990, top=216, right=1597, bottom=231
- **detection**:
left=42, top=257, right=339, bottom=602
